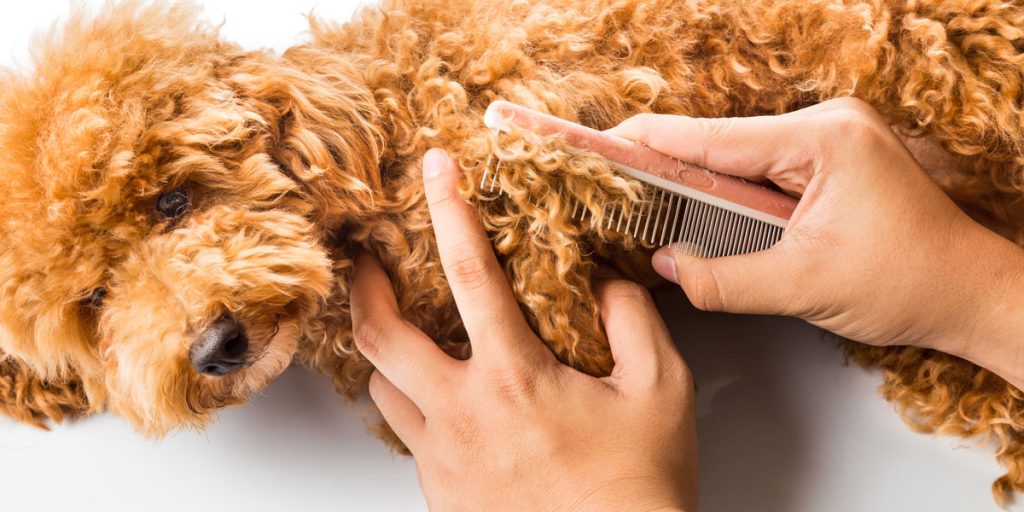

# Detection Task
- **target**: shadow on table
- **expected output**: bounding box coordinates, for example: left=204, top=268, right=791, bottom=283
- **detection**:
left=654, top=287, right=833, bottom=512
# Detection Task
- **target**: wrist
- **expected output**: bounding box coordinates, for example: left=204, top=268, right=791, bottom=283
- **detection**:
left=563, top=473, right=694, bottom=512
left=931, top=223, right=1024, bottom=389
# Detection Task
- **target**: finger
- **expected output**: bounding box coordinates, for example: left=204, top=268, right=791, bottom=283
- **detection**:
left=421, top=148, right=551, bottom=363
left=606, top=113, right=812, bottom=195
left=351, top=251, right=460, bottom=407
left=651, top=245, right=801, bottom=315
left=592, top=274, right=679, bottom=385
left=368, top=371, right=425, bottom=452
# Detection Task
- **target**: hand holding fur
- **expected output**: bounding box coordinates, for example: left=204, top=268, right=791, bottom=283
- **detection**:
left=352, top=149, right=696, bottom=512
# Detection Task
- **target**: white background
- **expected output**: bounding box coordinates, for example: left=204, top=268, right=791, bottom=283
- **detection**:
left=0, top=2, right=1015, bottom=511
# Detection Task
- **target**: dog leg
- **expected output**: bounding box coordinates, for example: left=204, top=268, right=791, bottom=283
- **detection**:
left=0, top=352, right=89, bottom=429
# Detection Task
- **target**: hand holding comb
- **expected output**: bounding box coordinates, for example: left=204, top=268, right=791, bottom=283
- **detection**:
left=482, top=101, right=799, bottom=258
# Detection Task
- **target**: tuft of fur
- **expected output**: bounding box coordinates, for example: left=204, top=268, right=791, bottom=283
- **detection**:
left=2, top=0, right=1024, bottom=505
left=0, top=352, right=89, bottom=428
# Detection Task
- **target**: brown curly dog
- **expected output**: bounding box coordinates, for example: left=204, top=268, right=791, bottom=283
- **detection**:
left=1, top=0, right=1022, bottom=505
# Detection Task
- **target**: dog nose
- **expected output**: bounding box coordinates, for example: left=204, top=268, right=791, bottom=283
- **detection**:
left=191, top=315, right=249, bottom=376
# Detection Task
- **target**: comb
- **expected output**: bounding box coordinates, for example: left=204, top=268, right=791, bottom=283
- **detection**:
left=481, top=101, right=799, bottom=258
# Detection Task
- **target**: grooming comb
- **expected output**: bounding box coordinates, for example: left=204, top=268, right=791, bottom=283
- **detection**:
left=481, top=101, right=799, bottom=257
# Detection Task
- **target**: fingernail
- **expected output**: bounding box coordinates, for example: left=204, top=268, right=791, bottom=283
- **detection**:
left=423, top=148, right=447, bottom=179
left=652, top=247, right=679, bottom=284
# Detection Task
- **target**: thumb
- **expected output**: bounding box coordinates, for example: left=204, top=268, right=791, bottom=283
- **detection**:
left=651, top=245, right=798, bottom=315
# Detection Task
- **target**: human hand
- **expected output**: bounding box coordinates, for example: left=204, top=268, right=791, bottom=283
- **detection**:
left=350, top=148, right=697, bottom=512
left=608, top=97, right=1024, bottom=388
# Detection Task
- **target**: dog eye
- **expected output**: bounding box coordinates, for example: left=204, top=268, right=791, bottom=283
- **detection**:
left=80, top=288, right=107, bottom=310
left=156, top=187, right=191, bottom=218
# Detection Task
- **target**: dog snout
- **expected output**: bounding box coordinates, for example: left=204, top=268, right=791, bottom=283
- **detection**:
left=190, top=315, right=249, bottom=376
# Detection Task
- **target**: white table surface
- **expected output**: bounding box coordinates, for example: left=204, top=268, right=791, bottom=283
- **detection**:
left=0, top=2, right=1016, bottom=511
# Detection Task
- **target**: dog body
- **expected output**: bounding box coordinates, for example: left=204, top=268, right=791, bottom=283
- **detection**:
left=2, top=0, right=1024, bottom=503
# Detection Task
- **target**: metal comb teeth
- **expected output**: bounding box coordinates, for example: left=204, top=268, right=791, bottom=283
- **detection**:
left=478, top=159, right=785, bottom=258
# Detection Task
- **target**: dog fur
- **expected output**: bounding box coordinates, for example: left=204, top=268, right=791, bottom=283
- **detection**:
left=1, top=0, right=1023, bottom=504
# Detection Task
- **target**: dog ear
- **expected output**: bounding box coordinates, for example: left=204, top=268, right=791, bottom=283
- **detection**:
left=228, top=48, right=387, bottom=227
left=0, top=351, right=90, bottom=429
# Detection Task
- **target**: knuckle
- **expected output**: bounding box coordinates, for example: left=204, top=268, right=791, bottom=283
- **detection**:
left=487, top=365, right=540, bottom=408
left=446, top=254, right=493, bottom=292
left=682, top=262, right=726, bottom=312
left=627, top=112, right=658, bottom=127
left=673, top=358, right=695, bottom=392
left=447, top=412, right=479, bottom=445
left=436, top=396, right=479, bottom=444
left=494, top=379, right=534, bottom=408
left=600, top=279, right=652, bottom=305
left=618, top=113, right=659, bottom=144
left=826, top=96, right=872, bottom=112
left=632, top=112, right=658, bottom=123
left=695, top=117, right=734, bottom=166
left=367, top=371, right=386, bottom=396
left=638, top=357, right=694, bottom=407
left=825, top=107, right=870, bottom=132
left=426, top=189, right=458, bottom=211
left=698, top=116, right=734, bottom=141
left=353, top=319, right=389, bottom=360
left=818, top=99, right=888, bottom=143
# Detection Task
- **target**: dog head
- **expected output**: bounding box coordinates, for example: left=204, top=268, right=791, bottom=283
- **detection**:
left=0, top=3, right=383, bottom=434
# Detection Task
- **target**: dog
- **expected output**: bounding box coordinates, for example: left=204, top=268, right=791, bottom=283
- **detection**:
left=2, top=0, right=1023, bottom=504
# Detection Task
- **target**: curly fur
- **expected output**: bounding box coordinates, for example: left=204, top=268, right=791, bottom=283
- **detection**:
left=1, top=0, right=1023, bottom=505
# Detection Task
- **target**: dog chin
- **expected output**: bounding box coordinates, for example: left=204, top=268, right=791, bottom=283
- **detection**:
left=231, top=317, right=301, bottom=397
left=121, top=317, right=303, bottom=437
left=188, top=317, right=302, bottom=417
